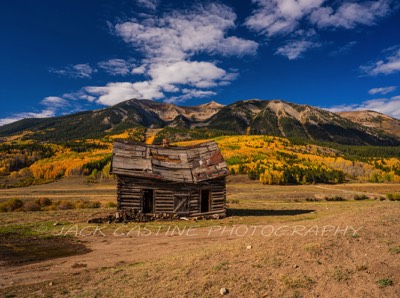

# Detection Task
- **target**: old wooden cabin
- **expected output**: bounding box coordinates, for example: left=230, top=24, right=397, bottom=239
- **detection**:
left=110, top=140, right=229, bottom=220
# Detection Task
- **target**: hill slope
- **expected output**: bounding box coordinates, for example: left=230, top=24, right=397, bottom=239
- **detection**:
left=0, top=98, right=398, bottom=145
left=0, top=99, right=223, bottom=141
left=208, top=99, right=399, bottom=146
left=338, top=110, right=400, bottom=139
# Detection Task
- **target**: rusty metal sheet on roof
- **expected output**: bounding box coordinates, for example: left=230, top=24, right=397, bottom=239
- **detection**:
left=110, top=140, right=228, bottom=183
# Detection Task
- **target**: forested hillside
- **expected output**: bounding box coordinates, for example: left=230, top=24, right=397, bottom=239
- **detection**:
left=2, top=131, right=400, bottom=188
left=1, top=98, right=399, bottom=145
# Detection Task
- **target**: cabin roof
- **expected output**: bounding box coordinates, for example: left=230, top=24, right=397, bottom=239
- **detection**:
left=110, top=140, right=229, bottom=183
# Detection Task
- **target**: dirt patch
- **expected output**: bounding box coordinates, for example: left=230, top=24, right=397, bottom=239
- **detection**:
left=0, top=233, right=90, bottom=267
left=0, top=180, right=400, bottom=297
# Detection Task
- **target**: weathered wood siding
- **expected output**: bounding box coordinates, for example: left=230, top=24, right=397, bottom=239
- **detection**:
left=210, top=179, right=226, bottom=212
left=117, top=176, right=226, bottom=216
left=117, top=176, right=142, bottom=210
left=111, top=140, right=229, bottom=184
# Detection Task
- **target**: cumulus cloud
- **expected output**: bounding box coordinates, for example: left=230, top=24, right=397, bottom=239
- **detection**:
left=49, top=63, right=96, bottom=79
left=78, top=3, right=256, bottom=106
left=165, top=89, right=217, bottom=104
left=98, top=59, right=135, bottom=76
left=0, top=109, right=56, bottom=126
left=360, top=46, right=400, bottom=76
left=148, top=61, right=232, bottom=88
left=131, top=65, right=147, bottom=74
left=83, top=60, right=234, bottom=106
left=41, top=4, right=255, bottom=107
left=84, top=82, right=164, bottom=106
left=0, top=94, right=76, bottom=126
left=245, top=0, right=393, bottom=37
left=245, top=0, right=324, bottom=37
left=276, top=39, right=321, bottom=60
left=41, top=96, right=69, bottom=108
left=310, top=0, right=391, bottom=29
left=328, top=96, right=400, bottom=119
left=62, top=91, right=96, bottom=102
left=136, top=0, right=159, bottom=11
left=216, top=36, right=260, bottom=57
left=114, top=3, right=258, bottom=61
left=246, top=0, right=396, bottom=59
left=368, top=86, right=397, bottom=95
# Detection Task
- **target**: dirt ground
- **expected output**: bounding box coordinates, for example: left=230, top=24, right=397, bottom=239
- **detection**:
left=0, top=177, right=400, bottom=297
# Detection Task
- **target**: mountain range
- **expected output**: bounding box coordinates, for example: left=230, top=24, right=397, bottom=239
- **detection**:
left=1, top=98, right=399, bottom=146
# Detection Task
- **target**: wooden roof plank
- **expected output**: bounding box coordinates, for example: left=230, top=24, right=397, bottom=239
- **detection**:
left=111, top=140, right=228, bottom=183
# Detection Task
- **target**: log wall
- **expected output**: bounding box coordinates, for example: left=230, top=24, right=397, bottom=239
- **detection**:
left=117, top=176, right=226, bottom=216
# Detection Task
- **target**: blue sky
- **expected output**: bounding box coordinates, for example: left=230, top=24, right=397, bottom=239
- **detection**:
left=1, top=0, right=400, bottom=125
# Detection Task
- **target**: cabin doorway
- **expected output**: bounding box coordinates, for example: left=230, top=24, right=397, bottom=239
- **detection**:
left=200, top=189, right=210, bottom=213
left=143, top=189, right=154, bottom=213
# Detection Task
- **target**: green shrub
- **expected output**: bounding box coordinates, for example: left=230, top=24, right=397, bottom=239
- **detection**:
left=0, top=197, right=103, bottom=212
left=354, top=194, right=369, bottom=200
left=72, top=200, right=101, bottom=209
left=87, top=201, right=101, bottom=208
left=0, top=198, right=24, bottom=212
left=105, top=201, right=117, bottom=208
left=376, top=278, right=394, bottom=288
left=386, top=193, right=400, bottom=201
left=325, top=196, right=347, bottom=201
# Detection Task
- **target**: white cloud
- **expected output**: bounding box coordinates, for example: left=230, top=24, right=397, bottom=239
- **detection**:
left=368, top=86, right=397, bottom=95
left=0, top=94, right=76, bottom=126
left=0, top=109, right=55, bottom=126
left=165, top=88, right=217, bottom=104
left=245, top=0, right=325, bottom=37
left=246, top=0, right=393, bottom=35
left=84, top=82, right=163, bottom=106
left=276, top=40, right=320, bottom=60
left=136, top=0, right=159, bottom=11
left=245, top=0, right=395, bottom=60
left=245, top=0, right=393, bottom=37
left=132, top=65, right=147, bottom=74
left=41, top=96, right=69, bottom=108
left=328, top=96, right=400, bottom=119
left=310, top=0, right=391, bottom=29
left=216, top=36, right=259, bottom=57
left=149, top=61, right=231, bottom=88
left=77, top=3, right=253, bottom=106
left=114, top=3, right=258, bottom=61
left=98, top=59, right=135, bottom=76
left=360, top=46, right=400, bottom=76
left=83, top=60, right=234, bottom=106
left=62, top=91, right=96, bottom=102
left=49, top=63, right=96, bottom=79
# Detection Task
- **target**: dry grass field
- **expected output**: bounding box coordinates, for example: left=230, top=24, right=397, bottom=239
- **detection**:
left=1, top=177, right=400, bottom=297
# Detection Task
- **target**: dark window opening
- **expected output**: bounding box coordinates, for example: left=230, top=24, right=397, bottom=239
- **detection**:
left=143, top=189, right=154, bottom=213
left=201, top=189, right=210, bottom=213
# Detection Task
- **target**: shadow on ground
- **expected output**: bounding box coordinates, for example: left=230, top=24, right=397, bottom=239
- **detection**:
left=0, top=233, right=91, bottom=267
left=227, top=209, right=315, bottom=217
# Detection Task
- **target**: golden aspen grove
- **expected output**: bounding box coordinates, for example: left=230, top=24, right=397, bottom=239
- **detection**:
left=2, top=129, right=400, bottom=188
